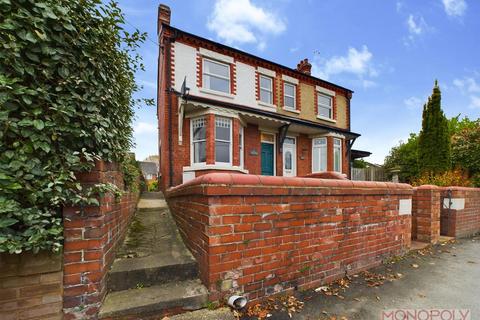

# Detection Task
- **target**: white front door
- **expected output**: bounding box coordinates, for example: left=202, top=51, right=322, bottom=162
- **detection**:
left=283, top=137, right=296, bottom=177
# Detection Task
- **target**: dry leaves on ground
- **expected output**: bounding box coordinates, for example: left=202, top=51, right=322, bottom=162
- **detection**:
left=362, top=271, right=403, bottom=287
left=241, top=295, right=304, bottom=319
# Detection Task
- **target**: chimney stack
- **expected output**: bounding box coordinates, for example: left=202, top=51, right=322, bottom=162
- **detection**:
left=296, top=58, right=312, bottom=75
left=157, top=4, right=171, bottom=33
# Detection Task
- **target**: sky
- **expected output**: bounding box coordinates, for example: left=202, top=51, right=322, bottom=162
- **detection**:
left=118, top=0, right=480, bottom=164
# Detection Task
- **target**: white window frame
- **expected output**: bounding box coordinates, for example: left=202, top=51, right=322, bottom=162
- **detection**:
left=214, top=116, right=232, bottom=165
left=317, top=93, right=333, bottom=119
left=259, top=75, right=273, bottom=104
left=283, top=82, right=296, bottom=110
left=239, top=126, right=244, bottom=168
left=333, top=138, right=342, bottom=172
left=203, top=58, right=231, bottom=94
left=190, top=117, right=206, bottom=166
left=282, top=136, right=296, bottom=177
left=312, top=137, right=327, bottom=173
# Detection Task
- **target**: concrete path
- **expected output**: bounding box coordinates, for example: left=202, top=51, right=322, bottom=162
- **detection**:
left=240, top=236, right=480, bottom=320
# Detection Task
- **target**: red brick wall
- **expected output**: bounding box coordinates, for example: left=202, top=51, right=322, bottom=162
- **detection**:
left=412, top=185, right=440, bottom=244
left=0, top=251, right=63, bottom=320
left=62, top=161, right=139, bottom=319
left=440, top=187, right=480, bottom=238
left=244, top=124, right=261, bottom=175
left=296, top=134, right=311, bottom=176
left=166, top=173, right=412, bottom=302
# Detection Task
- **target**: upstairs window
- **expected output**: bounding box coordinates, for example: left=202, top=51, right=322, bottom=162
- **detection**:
left=215, top=117, right=232, bottom=164
left=312, top=138, right=327, bottom=173
left=259, top=75, right=273, bottom=104
left=318, top=93, right=333, bottom=119
left=283, top=82, right=296, bottom=110
left=191, top=117, right=206, bottom=164
left=203, top=59, right=230, bottom=93
left=333, top=138, right=342, bottom=172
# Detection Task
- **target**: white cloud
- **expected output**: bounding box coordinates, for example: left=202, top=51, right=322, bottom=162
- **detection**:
left=312, top=45, right=377, bottom=80
left=407, top=14, right=425, bottom=35
left=453, top=77, right=480, bottom=93
left=470, top=96, right=480, bottom=109
left=442, top=0, right=467, bottom=17
left=312, top=46, right=378, bottom=89
left=403, top=14, right=431, bottom=46
left=207, top=0, right=286, bottom=47
left=134, top=122, right=156, bottom=135
left=396, top=1, right=404, bottom=13
left=404, top=96, right=423, bottom=109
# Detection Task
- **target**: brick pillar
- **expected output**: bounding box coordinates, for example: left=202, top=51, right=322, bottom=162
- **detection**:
left=412, top=185, right=440, bottom=244
left=62, top=161, right=139, bottom=319
left=206, top=114, right=215, bottom=165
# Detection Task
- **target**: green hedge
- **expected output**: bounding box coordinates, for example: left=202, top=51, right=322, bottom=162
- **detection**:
left=0, top=0, right=148, bottom=253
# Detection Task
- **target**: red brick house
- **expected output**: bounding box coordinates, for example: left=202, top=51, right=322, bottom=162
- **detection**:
left=157, top=4, right=361, bottom=190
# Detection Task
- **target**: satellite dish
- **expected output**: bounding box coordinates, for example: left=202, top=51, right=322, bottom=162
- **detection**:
left=181, top=76, right=190, bottom=98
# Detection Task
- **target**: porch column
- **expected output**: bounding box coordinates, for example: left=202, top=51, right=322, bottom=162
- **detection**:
left=327, top=136, right=334, bottom=171
left=206, top=114, right=215, bottom=165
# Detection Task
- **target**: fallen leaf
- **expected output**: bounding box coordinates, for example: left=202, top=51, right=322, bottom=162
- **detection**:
left=354, top=298, right=361, bottom=302
left=376, top=296, right=381, bottom=301
left=411, top=264, right=419, bottom=268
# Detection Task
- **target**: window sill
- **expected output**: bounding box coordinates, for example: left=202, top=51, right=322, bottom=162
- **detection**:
left=283, top=107, right=300, bottom=114
left=199, top=88, right=235, bottom=99
left=183, top=164, right=248, bottom=174
left=257, top=101, right=277, bottom=111
left=316, top=115, right=337, bottom=123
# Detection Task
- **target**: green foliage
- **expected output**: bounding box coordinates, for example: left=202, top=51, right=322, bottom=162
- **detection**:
left=121, top=154, right=142, bottom=192
left=384, top=133, right=419, bottom=183
left=352, top=159, right=368, bottom=169
left=451, top=119, right=480, bottom=186
left=147, top=180, right=158, bottom=192
left=417, top=81, right=451, bottom=174
left=0, top=0, right=147, bottom=253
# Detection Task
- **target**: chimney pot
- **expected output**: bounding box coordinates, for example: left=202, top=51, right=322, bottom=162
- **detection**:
left=296, top=58, right=312, bottom=75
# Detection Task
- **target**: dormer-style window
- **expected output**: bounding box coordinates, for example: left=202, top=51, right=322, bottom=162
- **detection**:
left=318, top=93, right=333, bottom=119
left=283, top=82, right=296, bottom=110
left=203, top=58, right=230, bottom=93
left=259, top=75, right=273, bottom=104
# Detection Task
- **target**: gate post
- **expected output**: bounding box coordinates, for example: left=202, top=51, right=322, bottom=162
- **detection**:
left=412, top=185, right=440, bottom=244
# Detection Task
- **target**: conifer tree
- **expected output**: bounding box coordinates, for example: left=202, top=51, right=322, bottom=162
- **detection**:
left=418, top=80, right=451, bottom=173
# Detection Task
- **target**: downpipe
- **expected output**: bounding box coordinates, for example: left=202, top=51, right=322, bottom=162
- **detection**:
left=227, top=295, right=248, bottom=310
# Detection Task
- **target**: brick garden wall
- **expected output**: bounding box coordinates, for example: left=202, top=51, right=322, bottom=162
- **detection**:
left=166, top=173, right=413, bottom=301
left=62, top=161, right=139, bottom=319
left=440, top=187, right=480, bottom=238
left=0, top=251, right=63, bottom=320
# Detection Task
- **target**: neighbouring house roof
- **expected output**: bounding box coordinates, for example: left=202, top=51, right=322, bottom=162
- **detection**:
left=162, top=24, right=354, bottom=95
left=139, top=161, right=158, bottom=176
left=351, top=149, right=372, bottom=159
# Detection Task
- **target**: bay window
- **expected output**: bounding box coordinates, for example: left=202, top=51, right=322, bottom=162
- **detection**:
left=312, top=138, right=327, bottom=172
left=203, top=59, right=230, bottom=93
left=333, top=138, right=342, bottom=172
left=215, top=117, right=232, bottom=164
left=191, top=117, right=206, bottom=164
